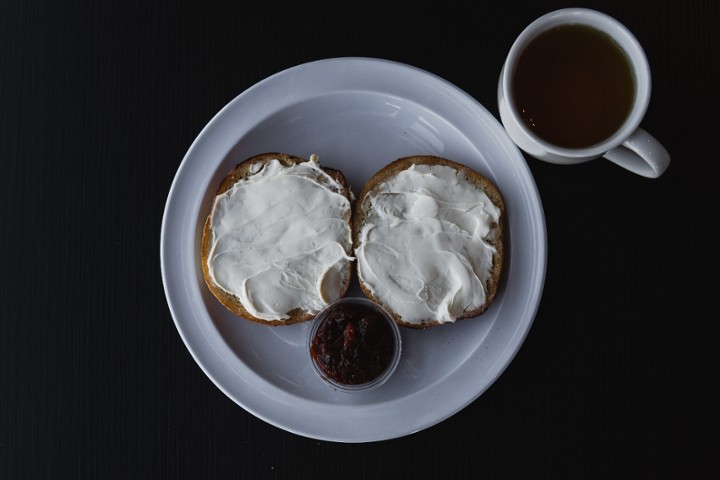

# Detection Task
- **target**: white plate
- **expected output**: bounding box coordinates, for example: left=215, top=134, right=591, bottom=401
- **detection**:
left=160, top=57, right=547, bottom=443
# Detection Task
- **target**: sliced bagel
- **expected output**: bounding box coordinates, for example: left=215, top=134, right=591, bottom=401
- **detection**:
left=353, top=155, right=505, bottom=329
left=201, top=152, right=354, bottom=326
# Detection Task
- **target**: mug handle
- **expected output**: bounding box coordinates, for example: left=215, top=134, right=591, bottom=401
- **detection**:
left=603, top=128, right=671, bottom=178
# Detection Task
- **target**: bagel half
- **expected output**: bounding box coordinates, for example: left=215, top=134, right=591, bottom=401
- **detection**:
left=201, top=152, right=354, bottom=326
left=353, top=155, right=505, bottom=329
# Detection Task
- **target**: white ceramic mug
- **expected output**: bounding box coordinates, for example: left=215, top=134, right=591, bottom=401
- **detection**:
left=498, top=8, right=670, bottom=178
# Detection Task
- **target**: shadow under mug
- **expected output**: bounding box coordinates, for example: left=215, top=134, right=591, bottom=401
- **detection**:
left=498, top=8, right=670, bottom=178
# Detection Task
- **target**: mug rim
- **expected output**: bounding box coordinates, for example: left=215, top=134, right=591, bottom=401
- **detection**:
left=501, top=7, right=652, bottom=158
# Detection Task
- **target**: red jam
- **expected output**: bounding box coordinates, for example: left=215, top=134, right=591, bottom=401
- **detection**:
left=310, top=301, right=396, bottom=386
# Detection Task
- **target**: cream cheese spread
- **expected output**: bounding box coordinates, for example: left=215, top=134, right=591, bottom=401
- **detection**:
left=207, top=156, right=353, bottom=321
left=356, top=164, right=501, bottom=325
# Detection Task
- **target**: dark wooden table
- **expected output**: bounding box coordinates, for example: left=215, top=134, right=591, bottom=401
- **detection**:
left=2, top=0, right=718, bottom=478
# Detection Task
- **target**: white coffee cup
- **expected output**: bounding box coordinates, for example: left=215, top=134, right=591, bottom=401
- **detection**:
left=498, top=8, right=670, bottom=178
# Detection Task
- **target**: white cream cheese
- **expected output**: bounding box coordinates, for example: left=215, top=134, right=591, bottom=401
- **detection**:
left=356, top=164, right=501, bottom=325
left=207, top=156, right=353, bottom=321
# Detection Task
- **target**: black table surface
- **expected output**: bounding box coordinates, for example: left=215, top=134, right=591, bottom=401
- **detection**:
left=2, top=0, right=719, bottom=478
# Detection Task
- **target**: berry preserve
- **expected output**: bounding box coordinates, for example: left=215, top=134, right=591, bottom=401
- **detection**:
left=309, top=298, right=400, bottom=387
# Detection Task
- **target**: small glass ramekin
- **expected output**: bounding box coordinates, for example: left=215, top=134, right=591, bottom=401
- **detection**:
left=307, top=297, right=402, bottom=392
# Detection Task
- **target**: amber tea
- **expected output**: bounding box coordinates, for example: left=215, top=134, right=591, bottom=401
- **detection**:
left=511, top=24, right=636, bottom=149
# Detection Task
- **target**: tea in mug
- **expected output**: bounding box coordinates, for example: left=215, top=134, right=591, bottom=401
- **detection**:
left=511, top=24, right=636, bottom=149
